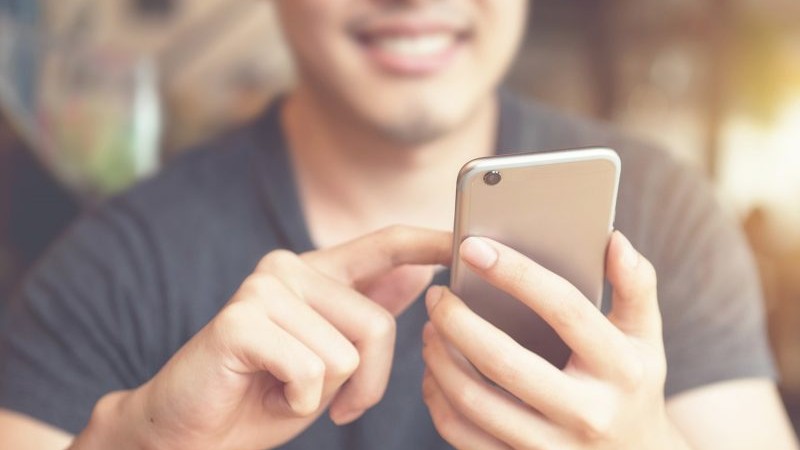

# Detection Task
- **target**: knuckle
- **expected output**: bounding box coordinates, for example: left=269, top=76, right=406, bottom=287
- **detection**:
left=326, top=345, right=361, bottom=380
left=422, top=321, right=436, bottom=345
left=617, top=355, right=646, bottom=390
left=487, top=351, right=522, bottom=387
left=258, top=249, right=299, bottom=273
left=549, top=299, right=583, bottom=331
left=239, top=273, right=279, bottom=298
left=353, top=386, right=384, bottom=411
left=429, top=405, right=459, bottom=445
left=434, top=421, right=459, bottom=446
left=429, top=296, right=457, bottom=329
left=450, top=384, right=483, bottom=419
left=214, top=301, right=255, bottom=335
left=421, top=374, right=436, bottom=405
left=507, top=261, right=532, bottom=287
left=383, top=224, right=412, bottom=243
left=576, top=407, right=615, bottom=442
left=296, top=355, right=326, bottom=384
left=382, top=225, right=414, bottom=260
left=421, top=344, right=435, bottom=369
left=363, top=308, right=397, bottom=340
left=209, top=302, right=262, bottom=362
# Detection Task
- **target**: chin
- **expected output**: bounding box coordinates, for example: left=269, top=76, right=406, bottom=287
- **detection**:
left=375, top=118, right=453, bottom=146
left=359, top=92, right=485, bottom=146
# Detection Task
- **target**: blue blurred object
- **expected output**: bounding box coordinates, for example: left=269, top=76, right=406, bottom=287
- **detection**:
left=0, top=0, right=40, bottom=119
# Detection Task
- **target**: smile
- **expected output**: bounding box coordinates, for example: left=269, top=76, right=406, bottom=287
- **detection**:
left=371, top=33, right=458, bottom=58
left=353, top=20, right=472, bottom=77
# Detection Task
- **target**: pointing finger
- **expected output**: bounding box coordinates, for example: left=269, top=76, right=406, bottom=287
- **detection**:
left=304, top=226, right=451, bottom=286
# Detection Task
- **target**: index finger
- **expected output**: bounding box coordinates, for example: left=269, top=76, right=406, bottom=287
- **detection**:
left=303, top=225, right=452, bottom=285
left=458, top=236, right=636, bottom=377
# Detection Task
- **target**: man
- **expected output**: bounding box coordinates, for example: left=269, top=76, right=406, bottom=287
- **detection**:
left=0, top=1, right=797, bottom=449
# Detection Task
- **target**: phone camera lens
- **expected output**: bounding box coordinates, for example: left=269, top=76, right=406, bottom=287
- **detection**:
left=484, top=171, right=502, bottom=186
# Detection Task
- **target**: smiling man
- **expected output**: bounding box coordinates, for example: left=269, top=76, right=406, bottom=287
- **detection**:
left=0, top=1, right=798, bottom=449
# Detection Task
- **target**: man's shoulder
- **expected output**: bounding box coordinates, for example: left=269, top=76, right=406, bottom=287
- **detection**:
left=503, top=92, right=716, bottom=253
left=503, top=92, right=679, bottom=175
left=119, top=121, right=262, bottom=218
left=100, top=105, right=285, bottom=239
left=55, top=108, right=285, bottom=280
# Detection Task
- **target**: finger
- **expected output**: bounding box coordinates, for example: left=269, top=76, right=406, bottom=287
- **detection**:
left=425, top=286, right=590, bottom=427
left=458, top=236, right=635, bottom=374
left=257, top=251, right=399, bottom=424
left=304, top=225, right=451, bottom=285
left=248, top=275, right=361, bottom=397
left=422, top=323, right=563, bottom=449
left=605, top=231, right=662, bottom=341
left=422, top=369, right=512, bottom=450
left=212, top=301, right=325, bottom=416
left=362, top=265, right=436, bottom=315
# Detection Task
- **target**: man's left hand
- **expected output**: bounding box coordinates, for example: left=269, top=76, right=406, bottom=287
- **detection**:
left=422, top=232, right=691, bottom=449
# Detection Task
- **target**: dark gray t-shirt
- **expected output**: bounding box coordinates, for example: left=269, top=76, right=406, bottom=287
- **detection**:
left=0, top=93, right=775, bottom=449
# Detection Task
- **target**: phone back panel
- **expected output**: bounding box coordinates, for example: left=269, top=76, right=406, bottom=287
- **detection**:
left=451, top=148, right=620, bottom=367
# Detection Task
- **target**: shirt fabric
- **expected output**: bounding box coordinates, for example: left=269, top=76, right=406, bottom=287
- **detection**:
left=0, top=92, right=776, bottom=449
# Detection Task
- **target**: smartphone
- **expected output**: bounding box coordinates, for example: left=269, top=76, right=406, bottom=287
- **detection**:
left=450, top=148, right=620, bottom=368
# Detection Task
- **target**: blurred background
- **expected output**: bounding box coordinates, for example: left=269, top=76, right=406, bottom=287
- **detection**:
left=0, top=0, right=799, bottom=433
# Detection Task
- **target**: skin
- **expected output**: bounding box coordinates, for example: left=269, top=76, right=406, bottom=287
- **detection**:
left=1, top=0, right=798, bottom=449
left=420, top=235, right=799, bottom=450
left=276, top=0, right=526, bottom=247
left=423, top=233, right=689, bottom=449
left=73, top=226, right=452, bottom=450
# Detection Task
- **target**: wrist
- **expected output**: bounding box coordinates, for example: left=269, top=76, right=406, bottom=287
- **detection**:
left=70, top=387, right=160, bottom=450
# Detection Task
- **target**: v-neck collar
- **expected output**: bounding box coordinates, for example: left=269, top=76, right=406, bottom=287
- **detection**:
left=251, top=97, right=317, bottom=253
left=252, top=91, right=524, bottom=253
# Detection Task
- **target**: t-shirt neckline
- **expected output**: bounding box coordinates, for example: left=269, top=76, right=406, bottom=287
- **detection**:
left=251, top=91, right=523, bottom=253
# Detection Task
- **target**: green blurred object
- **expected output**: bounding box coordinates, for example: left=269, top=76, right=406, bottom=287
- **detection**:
left=0, top=1, right=162, bottom=200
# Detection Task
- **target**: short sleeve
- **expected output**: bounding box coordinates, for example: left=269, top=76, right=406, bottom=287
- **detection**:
left=627, top=156, right=777, bottom=398
left=0, top=203, right=165, bottom=433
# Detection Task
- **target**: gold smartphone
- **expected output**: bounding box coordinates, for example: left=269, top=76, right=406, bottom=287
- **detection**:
left=450, top=148, right=620, bottom=367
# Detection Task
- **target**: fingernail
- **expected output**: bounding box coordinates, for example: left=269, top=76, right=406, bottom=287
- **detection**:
left=426, top=285, right=444, bottom=310
left=616, top=231, right=639, bottom=269
left=332, top=409, right=364, bottom=426
left=461, top=237, right=498, bottom=270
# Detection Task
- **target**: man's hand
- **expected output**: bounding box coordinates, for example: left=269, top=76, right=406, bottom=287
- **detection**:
left=422, top=231, right=692, bottom=450
left=72, top=226, right=451, bottom=450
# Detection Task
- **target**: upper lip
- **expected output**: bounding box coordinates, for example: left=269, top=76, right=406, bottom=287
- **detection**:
left=349, top=13, right=472, bottom=42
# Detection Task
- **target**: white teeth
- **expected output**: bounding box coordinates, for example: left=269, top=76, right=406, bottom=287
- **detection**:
left=373, top=33, right=454, bottom=57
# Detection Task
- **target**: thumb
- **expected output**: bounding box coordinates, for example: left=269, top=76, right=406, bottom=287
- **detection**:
left=606, top=231, right=662, bottom=341
left=361, top=265, right=436, bottom=316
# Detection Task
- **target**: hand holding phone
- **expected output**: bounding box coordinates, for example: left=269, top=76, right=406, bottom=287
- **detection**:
left=450, top=148, right=620, bottom=367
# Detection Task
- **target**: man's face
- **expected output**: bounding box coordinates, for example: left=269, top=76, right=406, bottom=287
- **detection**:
left=276, top=0, right=528, bottom=144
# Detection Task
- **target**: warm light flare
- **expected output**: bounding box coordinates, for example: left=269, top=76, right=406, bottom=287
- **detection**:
left=720, top=94, right=800, bottom=247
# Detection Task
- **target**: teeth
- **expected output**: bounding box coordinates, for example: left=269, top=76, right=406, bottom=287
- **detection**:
left=373, top=33, right=454, bottom=57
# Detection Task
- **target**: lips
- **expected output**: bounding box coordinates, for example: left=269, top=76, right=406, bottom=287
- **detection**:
left=352, top=18, right=472, bottom=76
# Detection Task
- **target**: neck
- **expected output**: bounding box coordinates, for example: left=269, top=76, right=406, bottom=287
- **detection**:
left=282, top=87, right=498, bottom=248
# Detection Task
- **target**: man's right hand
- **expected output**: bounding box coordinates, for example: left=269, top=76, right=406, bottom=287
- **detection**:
left=71, top=226, right=451, bottom=450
